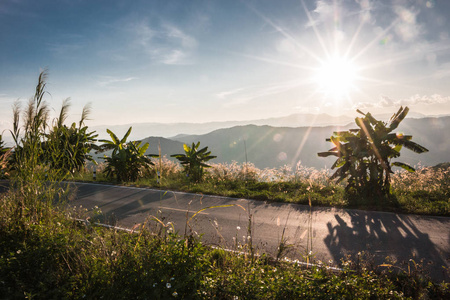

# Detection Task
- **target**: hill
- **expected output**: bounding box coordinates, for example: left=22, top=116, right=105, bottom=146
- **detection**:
left=164, top=116, right=450, bottom=170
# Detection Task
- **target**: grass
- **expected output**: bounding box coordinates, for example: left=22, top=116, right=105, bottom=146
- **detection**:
left=2, top=70, right=448, bottom=298
left=1, top=185, right=448, bottom=299
left=72, top=158, right=449, bottom=216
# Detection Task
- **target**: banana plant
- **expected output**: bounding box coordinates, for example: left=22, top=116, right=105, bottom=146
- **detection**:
left=171, top=142, right=216, bottom=182
left=44, top=101, right=98, bottom=174
left=98, top=127, right=157, bottom=182
left=318, top=107, right=428, bottom=200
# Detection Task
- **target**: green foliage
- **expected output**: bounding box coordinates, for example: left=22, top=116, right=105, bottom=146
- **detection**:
left=1, top=191, right=447, bottom=299
left=171, top=142, right=217, bottom=182
left=10, top=71, right=51, bottom=180
left=0, top=135, right=11, bottom=179
left=318, top=107, right=429, bottom=204
left=44, top=100, right=98, bottom=174
left=99, top=127, right=156, bottom=182
left=9, top=71, right=97, bottom=180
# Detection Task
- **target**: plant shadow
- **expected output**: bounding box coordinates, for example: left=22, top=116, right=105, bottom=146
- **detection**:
left=324, top=211, right=450, bottom=282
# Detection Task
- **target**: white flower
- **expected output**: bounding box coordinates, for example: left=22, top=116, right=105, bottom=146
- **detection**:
left=166, top=283, right=171, bottom=289
left=236, top=226, right=241, bottom=230
left=170, top=277, right=175, bottom=281
left=172, top=291, right=178, bottom=297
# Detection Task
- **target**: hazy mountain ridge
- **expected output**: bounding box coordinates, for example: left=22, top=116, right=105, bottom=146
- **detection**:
left=141, top=116, right=450, bottom=170
left=90, top=112, right=436, bottom=142
left=89, top=113, right=362, bottom=141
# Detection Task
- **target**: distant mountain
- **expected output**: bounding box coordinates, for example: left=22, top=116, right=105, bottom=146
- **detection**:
left=90, top=113, right=356, bottom=141
left=90, top=112, right=433, bottom=142
left=140, top=136, right=184, bottom=158
left=162, top=116, right=450, bottom=170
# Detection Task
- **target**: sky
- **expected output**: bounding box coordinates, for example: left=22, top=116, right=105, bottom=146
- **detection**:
left=1, top=0, right=450, bottom=132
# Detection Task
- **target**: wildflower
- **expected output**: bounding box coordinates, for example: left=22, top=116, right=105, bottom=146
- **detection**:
left=171, top=277, right=175, bottom=281
left=16, top=250, right=21, bottom=254
left=166, top=283, right=171, bottom=288
left=236, top=226, right=241, bottom=230
left=172, top=292, right=178, bottom=297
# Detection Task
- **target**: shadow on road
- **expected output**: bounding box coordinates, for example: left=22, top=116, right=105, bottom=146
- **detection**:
left=324, top=211, right=449, bottom=282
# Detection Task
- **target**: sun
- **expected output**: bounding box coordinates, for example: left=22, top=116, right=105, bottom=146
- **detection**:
left=314, top=55, right=358, bottom=100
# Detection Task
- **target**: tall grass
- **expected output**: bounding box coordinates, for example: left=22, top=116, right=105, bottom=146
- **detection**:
left=1, top=71, right=449, bottom=298
left=77, top=157, right=448, bottom=216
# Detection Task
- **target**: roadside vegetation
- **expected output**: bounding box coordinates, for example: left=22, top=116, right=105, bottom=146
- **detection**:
left=73, top=158, right=449, bottom=216
left=0, top=70, right=449, bottom=298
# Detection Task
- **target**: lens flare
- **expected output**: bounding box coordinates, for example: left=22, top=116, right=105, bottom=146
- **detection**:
left=314, top=56, right=358, bottom=100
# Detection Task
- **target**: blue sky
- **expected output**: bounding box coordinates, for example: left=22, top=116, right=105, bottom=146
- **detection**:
left=1, top=0, right=450, bottom=131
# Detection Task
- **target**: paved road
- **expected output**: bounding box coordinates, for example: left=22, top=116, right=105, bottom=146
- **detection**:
left=68, top=182, right=450, bottom=282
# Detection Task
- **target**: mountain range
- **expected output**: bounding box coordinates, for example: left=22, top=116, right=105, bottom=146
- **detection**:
left=138, top=116, right=450, bottom=170
left=90, top=112, right=432, bottom=141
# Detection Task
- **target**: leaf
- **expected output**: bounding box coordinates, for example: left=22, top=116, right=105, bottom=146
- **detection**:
left=356, top=109, right=366, bottom=116
left=120, top=127, right=133, bottom=144
left=392, top=162, right=415, bottom=172
left=396, top=139, right=429, bottom=153
left=317, top=151, right=338, bottom=158
left=106, top=129, right=119, bottom=145
left=389, top=106, right=409, bottom=131
left=188, top=204, right=246, bottom=224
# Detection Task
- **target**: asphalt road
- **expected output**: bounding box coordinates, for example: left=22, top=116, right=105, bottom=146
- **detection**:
left=67, top=182, right=450, bottom=282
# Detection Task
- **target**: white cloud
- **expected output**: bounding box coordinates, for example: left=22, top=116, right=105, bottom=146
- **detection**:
left=306, top=0, right=335, bottom=28
left=131, top=20, right=197, bottom=65
left=394, top=6, right=422, bottom=42
left=97, top=76, right=138, bottom=87
left=353, top=94, right=450, bottom=109
left=217, top=79, right=304, bottom=107
left=356, top=0, right=374, bottom=23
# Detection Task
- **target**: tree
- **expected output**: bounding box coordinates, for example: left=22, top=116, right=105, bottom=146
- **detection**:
left=317, top=107, right=428, bottom=202
left=98, top=127, right=157, bottom=182
left=171, top=142, right=216, bottom=182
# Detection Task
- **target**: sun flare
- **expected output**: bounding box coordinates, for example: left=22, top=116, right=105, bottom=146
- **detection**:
left=314, top=56, right=358, bottom=100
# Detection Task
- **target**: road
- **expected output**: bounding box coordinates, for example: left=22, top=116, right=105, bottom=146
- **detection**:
left=68, top=182, right=450, bottom=282
left=1, top=180, right=448, bottom=281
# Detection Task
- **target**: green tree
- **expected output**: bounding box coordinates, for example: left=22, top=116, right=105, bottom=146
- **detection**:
left=171, top=142, right=216, bottom=182
left=318, top=107, right=428, bottom=202
left=98, top=127, right=156, bottom=182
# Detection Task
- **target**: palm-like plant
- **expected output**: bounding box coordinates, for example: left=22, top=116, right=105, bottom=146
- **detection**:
left=98, top=127, right=157, bottom=182
left=318, top=107, right=428, bottom=201
left=171, top=142, right=216, bottom=182
left=44, top=100, right=98, bottom=174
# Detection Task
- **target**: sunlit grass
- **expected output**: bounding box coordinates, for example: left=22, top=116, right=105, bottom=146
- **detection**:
left=1, top=186, right=448, bottom=298
left=72, top=158, right=449, bottom=216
